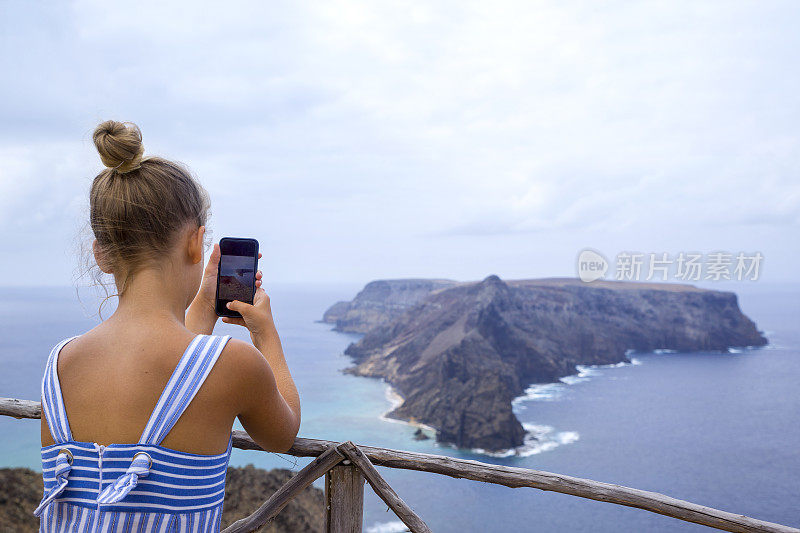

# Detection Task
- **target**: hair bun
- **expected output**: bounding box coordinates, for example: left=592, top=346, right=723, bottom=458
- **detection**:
left=93, top=120, right=145, bottom=174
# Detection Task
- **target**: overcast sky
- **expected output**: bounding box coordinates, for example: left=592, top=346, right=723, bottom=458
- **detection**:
left=1, top=1, right=798, bottom=288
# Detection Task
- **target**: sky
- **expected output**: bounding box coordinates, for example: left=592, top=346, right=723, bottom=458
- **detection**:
left=0, top=1, right=798, bottom=287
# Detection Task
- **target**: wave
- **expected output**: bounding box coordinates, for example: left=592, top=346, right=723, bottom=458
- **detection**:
left=728, top=344, right=773, bottom=353
left=505, top=358, right=643, bottom=456
left=513, top=358, right=641, bottom=408
left=630, top=343, right=772, bottom=356
left=560, top=360, right=630, bottom=383
left=379, top=384, right=437, bottom=433
left=511, top=382, right=566, bottom=405
left=472, top=424, right=580, bottom=458
left=366, top=521, right=409, bottom=533
left=628, top=348, right=676, bottom=354
left=383, top=384, right=404, bottom=410
left=560, top=365, right=598, bottom=385
left=382, top=360, right=631, bottom=458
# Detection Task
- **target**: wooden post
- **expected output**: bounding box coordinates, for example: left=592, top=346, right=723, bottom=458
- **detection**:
left=223, top=445, right=344, bottom=533
left=325, top=463, right=365, bottom=533
left=338, top=441, right=431, bottom=533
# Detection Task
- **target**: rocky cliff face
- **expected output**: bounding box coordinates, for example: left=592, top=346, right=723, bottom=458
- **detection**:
left=323, top=279, right=457, bottom=333
left=221, top=465, right=324, bottom=532
left=0, top=466, right=324, bottom=533
left=0, top=468, right=41, bottom=532
left=329, top=277, right=767, bottom=452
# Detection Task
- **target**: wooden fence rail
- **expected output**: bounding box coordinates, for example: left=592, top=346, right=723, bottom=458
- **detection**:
left=1, top=397, right=798, bottom=533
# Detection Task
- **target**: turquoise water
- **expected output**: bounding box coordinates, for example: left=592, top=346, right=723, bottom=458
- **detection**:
left=1, top=284, right=798, bottom=531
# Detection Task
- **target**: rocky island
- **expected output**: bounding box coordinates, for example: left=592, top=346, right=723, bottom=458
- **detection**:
left=323, top=276, right=767, bottom=452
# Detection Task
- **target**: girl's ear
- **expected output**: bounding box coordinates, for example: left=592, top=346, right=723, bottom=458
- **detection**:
left=188, top=226, right=205, bottom=265
left=92, top=239, right=113, bottom=274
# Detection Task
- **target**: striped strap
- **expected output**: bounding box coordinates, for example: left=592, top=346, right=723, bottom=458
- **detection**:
left=41, top=336, right=80, bottom=444
left=97, top=452, right=152, bottom=505
left=138, top=335, right=231, bottom=446
left=33, top=449, right=72, bottom=516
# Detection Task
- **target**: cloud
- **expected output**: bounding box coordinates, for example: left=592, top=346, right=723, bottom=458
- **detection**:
left=0, top=0, right=798, bottom=284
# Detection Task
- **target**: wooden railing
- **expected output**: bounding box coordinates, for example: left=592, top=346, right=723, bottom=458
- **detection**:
left=2, top=397, right=798, bottom=533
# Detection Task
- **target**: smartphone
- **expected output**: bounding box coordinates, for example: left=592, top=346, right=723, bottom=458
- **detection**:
left=215, top=237, right=259, bottom=318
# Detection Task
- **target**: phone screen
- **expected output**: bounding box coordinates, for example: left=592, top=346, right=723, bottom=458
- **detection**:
left=215, top=238, right=259, bottom=318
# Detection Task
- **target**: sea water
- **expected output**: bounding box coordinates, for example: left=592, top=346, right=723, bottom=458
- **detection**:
left=0, top=284, right=798, bottom=532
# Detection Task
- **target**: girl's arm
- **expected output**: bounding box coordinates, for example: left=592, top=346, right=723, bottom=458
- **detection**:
left=225, top=290, right=301, bottom=451
left=224, top=291, right=301, bottom=421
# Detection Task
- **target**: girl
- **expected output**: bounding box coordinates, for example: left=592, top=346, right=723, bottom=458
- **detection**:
left=36, top=120, right=301, bottom=532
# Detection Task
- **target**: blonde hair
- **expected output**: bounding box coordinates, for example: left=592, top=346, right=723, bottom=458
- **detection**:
left=85, top=120, right=210, bottom=304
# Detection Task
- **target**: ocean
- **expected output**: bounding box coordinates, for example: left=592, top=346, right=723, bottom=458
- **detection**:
left=1, top=283, right=798, bottom=532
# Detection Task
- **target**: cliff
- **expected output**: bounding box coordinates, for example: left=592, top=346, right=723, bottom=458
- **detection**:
left=221, top=465, right=324, bottom=531
left=326, top=276, right=767, bottom=452
left=0, top=466, right=324, bottom=533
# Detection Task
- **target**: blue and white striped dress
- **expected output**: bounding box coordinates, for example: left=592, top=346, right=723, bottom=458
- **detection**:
left=37, top=334, right=233, bottom=532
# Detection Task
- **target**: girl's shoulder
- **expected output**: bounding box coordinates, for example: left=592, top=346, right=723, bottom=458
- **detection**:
left=206, top=337, right=262, bottom=381
left=50, top=325, right=105, bottom=368
left=202, top=337, right=274, bottom=407
left=50, top=321, right=110, bottom=356
left=215, top=337, right=273, bottom=378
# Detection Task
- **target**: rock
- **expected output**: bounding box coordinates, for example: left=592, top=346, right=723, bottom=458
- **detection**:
left=0, top=467, right=42, bottom=533
left=0, top=466, right=324, bottom=533
left=221, top=465, right=324, bottom=532
left=413, top=428, right=430, bottom=441
left=338, top=277, right=767, bottom=452
left=322, top=279, right=457, bottom=333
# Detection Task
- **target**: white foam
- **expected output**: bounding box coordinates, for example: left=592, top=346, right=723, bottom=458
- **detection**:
left=560, top=364, right=604, bottom=384
left=653, top=349, right=678, bottom=354
left=366, top=521, right=409, bottom=533
left=384, top=356, right=636, bottom=458
left=472, top=424, right=581, bottom=458
left=379, top=383, right=437, bottom=433
left=512, top=382, right=566, bottom=405
left=514, top=358, right=642, bottom=412
left=728, top=344, right=770, bottom=353
left=501, top=357, right=643, bottom=457
left=383, top=384, right=404, bottom=410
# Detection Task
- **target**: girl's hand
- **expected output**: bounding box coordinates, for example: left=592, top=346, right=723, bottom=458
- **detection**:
left=195, top=244, right=264, bottom=307
left=186, top=243, right=262, bottom=334
left=222, top=288, right=275, bottom=348
left=196, top=243, right=222, bottom=307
